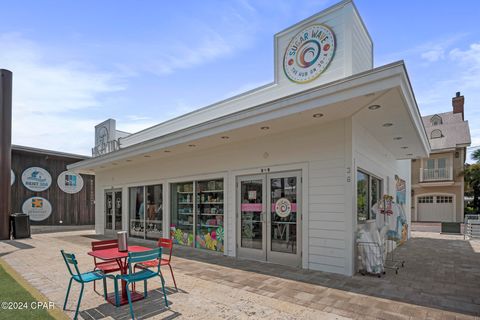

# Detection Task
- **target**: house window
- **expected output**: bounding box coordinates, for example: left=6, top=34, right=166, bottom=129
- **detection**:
left=430, top=115, right=442, bottom=126
left=431, top=129, right=443, bottom=139
left=357, top=170, right=382, bottom=222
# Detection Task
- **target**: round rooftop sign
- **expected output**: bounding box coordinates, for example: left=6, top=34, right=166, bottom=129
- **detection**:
left=283, top=24, right=336, bottom=84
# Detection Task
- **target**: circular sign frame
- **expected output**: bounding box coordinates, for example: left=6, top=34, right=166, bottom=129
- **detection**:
left=22, top=197, right=52, bottom=221
left=283, top=24, right=336, bottom=84
left=11, top=169, right=15, bottom=186
left=57, top=171, right=84, bottom=194
left=22, top=167, right=52, bottom=192
left=275, top=198, right=292, bottom=218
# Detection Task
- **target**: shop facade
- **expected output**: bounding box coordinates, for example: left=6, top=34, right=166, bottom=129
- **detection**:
left=70, top=0, right=430, bottom=276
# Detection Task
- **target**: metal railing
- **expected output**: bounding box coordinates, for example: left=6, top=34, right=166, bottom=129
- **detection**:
left=92, top=140, right=120, bottom=157
left=464, top=214, right=480, bottom=240
left=420, top=167, right=453, bottom=182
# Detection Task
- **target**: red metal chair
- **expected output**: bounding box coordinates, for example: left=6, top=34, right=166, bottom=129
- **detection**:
left=91, top=239, right=122, bottom=294
left=134, top=238, right=177, bottom=290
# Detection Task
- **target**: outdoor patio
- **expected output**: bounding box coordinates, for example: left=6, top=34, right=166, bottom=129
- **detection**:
left=0, top=230, right=479, bottom=319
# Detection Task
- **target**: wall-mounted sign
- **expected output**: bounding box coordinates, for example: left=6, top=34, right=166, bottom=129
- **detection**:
left=283, top=24, right=336, bottom=84
left=275, top=198, right=292, bottom=218
left=22, top=197, right=52, bottom=221
left=57, top=171, right=84, bottom=194
left=11, top=169, right=15, bottom=186
left=22, top=167, right=52, bottom=192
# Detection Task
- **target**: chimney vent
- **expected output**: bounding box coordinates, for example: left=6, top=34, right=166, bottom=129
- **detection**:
left=452, top=92, right=464, bottom=120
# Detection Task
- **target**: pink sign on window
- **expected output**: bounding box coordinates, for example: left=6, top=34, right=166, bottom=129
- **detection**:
left=241, top=203, right=262, bottom=212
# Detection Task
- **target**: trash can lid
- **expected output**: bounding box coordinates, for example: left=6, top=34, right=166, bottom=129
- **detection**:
left=11, top=213, right=27, bottom=217
left=117, top=231, right=127, bottom=234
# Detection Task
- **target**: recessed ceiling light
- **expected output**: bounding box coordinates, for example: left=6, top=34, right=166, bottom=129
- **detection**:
left=393, top=137, right=402, bottom=140
left=164, top=150, right=171, bottom=153
left=312, top=113, right=324, bottom=118
left=126, top=159, right=132, bottom=162
left=382, top=123, right=393, bottom=127
left=260, top=126, right=270, bottom=130
left=221, top=136, right=230, bottom=139
left=401, top=146, right=408, bottom=149
left=188, top=144, right=196, bottom=147
left=406, top=153, right=413, bottom=156
left=365, top=93, right=375, bottom=97
left=100, top=166, right=105, bottom=168
left=144, top=155, right=151, bottom=158
left=112, top=162, right=118, bottom=165
left=368, top=105, right=381, bottom=110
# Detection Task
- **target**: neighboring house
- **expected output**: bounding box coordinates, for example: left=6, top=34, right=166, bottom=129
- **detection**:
left=411, top=92, right=471, bottom=222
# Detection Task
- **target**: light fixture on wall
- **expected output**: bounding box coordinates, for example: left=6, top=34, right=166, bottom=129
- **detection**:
left=368, top=105, right=381, bottom=110
left=312, top=113, right=324, bottom=118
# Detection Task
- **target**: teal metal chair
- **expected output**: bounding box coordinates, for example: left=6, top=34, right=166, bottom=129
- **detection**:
left=115, top=247, right=168, bottom=319
left=61, top=250, right=114, bottom=319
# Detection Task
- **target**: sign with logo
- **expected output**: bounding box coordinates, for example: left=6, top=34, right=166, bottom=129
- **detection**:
left=22, top=197, right=52, bottom=221
left=57, top=171, right=84, bottom=194
left=11, top=169, right=15, bottom=186
left=275, top=198, right=292, bottom=218
left=283, top=24, right=336, bottom=84
left=22, top=167, right=52, bottom=192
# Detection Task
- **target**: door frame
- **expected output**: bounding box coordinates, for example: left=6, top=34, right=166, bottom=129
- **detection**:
left=236, top=170, right=303, bottom=267
left=104, top=188, right=122, bottom=234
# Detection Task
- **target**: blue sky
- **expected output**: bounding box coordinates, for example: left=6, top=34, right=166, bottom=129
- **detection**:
left=1, top=0, right=479, bottom=160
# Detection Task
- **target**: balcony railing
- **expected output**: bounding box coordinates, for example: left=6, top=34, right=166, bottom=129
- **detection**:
left=420, top=167, right=453, bottom=182
left=92, top=140, right=120, bottom=157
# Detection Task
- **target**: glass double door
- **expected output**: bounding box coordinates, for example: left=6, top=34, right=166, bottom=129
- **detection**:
left=105, top=190, right=122, bottom=232
left=237, top=171, right=301, bottom=267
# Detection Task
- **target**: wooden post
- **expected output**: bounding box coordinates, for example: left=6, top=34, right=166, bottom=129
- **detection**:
left=0, top=69, right=12, bottom=240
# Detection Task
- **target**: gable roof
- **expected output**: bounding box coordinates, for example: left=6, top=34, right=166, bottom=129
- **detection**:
left=422, top=111, right=471, bottom=151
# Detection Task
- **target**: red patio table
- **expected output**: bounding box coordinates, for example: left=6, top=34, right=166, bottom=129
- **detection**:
left=87, top=245, right=151, bottom=306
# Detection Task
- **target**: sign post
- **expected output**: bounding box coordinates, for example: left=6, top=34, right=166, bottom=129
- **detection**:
left=0, top=69, right=12, bottom=240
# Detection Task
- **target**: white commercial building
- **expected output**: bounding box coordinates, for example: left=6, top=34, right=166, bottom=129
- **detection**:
left=70, top=0, right=430, bottom=276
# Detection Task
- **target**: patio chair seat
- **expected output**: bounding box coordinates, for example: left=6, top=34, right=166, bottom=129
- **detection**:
left=95, top=261, right=121, bottom=273
left=118, top=268, right=157, bottom=282
left=73, top=270, right=105, bottom=283
left=136, top=258, right=169, bottom=268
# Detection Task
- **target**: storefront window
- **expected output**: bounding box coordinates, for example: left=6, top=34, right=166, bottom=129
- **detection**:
left=170, top=179, right=224, bottom=252
left=357, top=170, right=382, bottom=222
left=129, top=184, right=163, bottom=239
left=170, top=182, right=194, bottom=247
left=129, top=186, right=145, bottom=238
left=196, top=179, right=224, bottom=252
left=146, top=185, right=163, bottom=240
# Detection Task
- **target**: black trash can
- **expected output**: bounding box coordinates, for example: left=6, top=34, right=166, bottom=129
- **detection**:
left=10, top=213, right=31, bottom=239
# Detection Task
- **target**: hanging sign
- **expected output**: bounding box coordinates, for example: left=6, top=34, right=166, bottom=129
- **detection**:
left=22, top=167, right=52, bottom=192
left=283, top=24, right=336, bottom=84
left=22, top=197, right=52, bottom=221
left=275, top=198, right=292, bottom=218
left=57, top=171, right=84, bottom=194
left=11, top=169, right=15, bottom=186
left=248, top=190, right=257, bottom=200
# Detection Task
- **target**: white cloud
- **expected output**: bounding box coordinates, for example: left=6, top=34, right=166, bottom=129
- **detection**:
left=421, top=49, right=445, bottom=62
left=0, top=33, right=126, bottom=155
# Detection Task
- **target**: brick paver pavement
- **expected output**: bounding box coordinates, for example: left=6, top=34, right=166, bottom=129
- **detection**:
left=0, top=230, right=479, bottom=319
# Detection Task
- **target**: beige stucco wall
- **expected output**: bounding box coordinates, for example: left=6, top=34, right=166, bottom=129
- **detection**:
left=411, top=148, right=466, bottom=222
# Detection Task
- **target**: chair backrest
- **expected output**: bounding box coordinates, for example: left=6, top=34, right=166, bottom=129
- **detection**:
left=127, top=247, right=162, bottom=274
left=157, top=238, right=173, bottom=262
left=91, top=239, right=118, bottom=251
left=61, top=250, right=82, bottom=280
